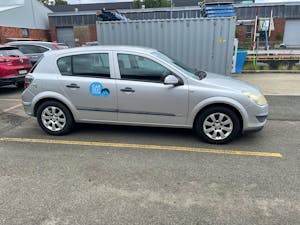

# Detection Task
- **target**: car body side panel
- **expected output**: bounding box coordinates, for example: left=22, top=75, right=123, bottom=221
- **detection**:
left=23, top=90, right=79, bottom=120
left=58, top=76, right=118, bottom=122
left=117, top=80, right=189, bottom=125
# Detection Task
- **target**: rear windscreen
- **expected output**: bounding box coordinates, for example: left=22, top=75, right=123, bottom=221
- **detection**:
left=0, top=49, right=23, bottom=57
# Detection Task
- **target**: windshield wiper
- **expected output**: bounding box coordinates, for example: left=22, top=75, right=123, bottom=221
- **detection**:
left=195, top=70, right=207, bottom=80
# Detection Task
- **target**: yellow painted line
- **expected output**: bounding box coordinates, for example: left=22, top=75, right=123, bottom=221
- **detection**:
left=2, top=104, right=23, bottom=113
left=0, top=98, right=21, bottom=101
left=0, top=137, right=282, bottom=158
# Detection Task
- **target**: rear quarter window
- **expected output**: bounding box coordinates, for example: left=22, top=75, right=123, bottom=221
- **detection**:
left=57, top=56, right=72, bottom=75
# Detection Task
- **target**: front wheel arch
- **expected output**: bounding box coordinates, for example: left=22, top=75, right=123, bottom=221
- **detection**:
left=193, top=103, right=243, bottom=131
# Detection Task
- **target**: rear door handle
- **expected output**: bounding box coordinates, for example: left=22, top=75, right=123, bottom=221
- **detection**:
left=120, top=87, right=135, bottom=93
left=66, top=83, right=80, bottom=89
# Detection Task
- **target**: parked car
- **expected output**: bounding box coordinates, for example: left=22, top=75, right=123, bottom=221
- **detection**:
left=279, top=43, right=300, bottom=49
left=22, top=46, right=268, bottom=144
left=0, top=45, right=32, bottom=88
left=7, top=41, right=68, bottom=65
left=81, top=41, right=99, bottom=47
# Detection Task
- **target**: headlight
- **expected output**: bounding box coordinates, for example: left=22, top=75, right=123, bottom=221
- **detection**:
left=243, top=91, right=267, bottom=106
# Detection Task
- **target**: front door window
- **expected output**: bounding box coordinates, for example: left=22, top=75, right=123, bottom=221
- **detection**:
left=117, top=53, right=171, bottom=82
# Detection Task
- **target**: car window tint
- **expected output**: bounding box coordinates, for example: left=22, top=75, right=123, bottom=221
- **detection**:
left=16, top=45, right=48, bottom=54
left=57, top=53, right=110, bottom=78
left=117, top=54, right=171, bottom=83
left=117, top=54, right=131, bottom=69
left=57, top=56, right=72, bottom=75
left=0, top=49, right=23, bottom=57
left=72, top=53, right=110, bottom=78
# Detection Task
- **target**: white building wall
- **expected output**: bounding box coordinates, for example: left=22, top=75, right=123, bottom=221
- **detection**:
left=0, top=0, right=52, bottom=29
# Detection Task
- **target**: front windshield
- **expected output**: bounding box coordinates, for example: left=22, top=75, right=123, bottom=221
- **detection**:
left=151, top=51, right=205, bottom=80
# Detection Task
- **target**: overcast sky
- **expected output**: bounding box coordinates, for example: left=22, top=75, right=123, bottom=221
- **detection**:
left=66, top=0, right=299, bottom=4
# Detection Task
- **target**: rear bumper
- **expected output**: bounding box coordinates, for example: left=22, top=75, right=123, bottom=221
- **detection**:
left=23, top=101, right=34, bottom=116
left=0, top=75, right=25, bottom=87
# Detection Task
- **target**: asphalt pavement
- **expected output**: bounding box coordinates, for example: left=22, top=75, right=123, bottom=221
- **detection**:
left=0, top=86, right=299, bottom=225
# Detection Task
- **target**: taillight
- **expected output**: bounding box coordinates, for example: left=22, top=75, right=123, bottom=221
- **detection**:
left=52, top=43, right=60, bottom=50
left=0, top=58, right=9, bottom=63
left=24, top=75, right=34, bottom=89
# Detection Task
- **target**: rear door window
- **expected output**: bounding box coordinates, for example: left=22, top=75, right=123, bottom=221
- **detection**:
left=57, top=53, right=110, bottom=78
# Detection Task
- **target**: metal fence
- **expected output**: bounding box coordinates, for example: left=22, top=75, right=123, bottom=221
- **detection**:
left=97, top=17, right=236, bottom=75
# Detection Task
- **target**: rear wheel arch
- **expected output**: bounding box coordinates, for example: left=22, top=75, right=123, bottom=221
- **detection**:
left=34, top=98, right=73, bottom=119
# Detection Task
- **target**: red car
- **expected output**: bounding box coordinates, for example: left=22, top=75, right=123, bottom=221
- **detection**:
left=0, top=45, right=32, bottom=88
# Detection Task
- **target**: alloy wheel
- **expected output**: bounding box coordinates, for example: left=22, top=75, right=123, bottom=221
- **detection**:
left=203, top=112, right=233, bottom=141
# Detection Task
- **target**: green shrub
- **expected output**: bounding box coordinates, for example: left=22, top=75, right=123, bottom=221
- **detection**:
left=278, top=63, right=289, bottom=70
left=243, top=61, right=255, bottom=70
left=262, top=64, right=270, bottom=70
left=291, top=64, right=300, bottom=70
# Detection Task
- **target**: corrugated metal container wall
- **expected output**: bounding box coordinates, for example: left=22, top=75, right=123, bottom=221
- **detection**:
left=97, top=17, right=236, bottom=75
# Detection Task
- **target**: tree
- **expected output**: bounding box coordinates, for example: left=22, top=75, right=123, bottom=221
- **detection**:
left=133, top=0, right=171, bottom=9
left=39, top=0, right=68, bottom=5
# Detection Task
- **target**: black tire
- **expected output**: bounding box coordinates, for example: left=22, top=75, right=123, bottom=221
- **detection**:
left=36, top=100, right=74, bottom=135
left=194, top=106, right=241, bottom=144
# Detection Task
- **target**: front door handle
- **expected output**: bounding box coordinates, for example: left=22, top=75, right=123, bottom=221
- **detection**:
left=66, top=83, right=80, bottom=89
left=120, top=87, right=135, bottom=93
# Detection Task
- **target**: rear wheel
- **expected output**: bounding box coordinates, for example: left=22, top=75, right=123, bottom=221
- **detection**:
left=36, top=101, right=74, bottom=135
left=194, top=106, right=241, bottom=144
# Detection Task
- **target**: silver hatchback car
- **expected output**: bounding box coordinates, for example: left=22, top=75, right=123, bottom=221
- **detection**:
left=22, top=46, right=268, bottom=144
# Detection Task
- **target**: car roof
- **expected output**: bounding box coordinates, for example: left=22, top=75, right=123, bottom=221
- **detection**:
left=8, top=41, right=54, bottom=45
left=43, top=45, right=157, bottom=57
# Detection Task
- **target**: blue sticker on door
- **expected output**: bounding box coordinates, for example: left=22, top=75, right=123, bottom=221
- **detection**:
left=89, top=82, right=110, bottom=97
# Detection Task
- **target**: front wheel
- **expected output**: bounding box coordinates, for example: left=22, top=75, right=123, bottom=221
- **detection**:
left=194, top=106, right=241, bottom=144
left=36, top=101, right=74, bottom=135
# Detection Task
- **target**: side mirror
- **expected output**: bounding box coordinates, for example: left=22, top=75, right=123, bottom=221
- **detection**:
left=163, top=75, right=182, bottom=86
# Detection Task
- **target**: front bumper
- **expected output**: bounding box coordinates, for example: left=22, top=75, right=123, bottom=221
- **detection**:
left=243, top=103, right=269, bottom=132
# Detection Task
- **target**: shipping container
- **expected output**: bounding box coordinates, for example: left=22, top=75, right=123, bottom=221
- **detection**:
left=97, top=17, right=236, bottom=75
